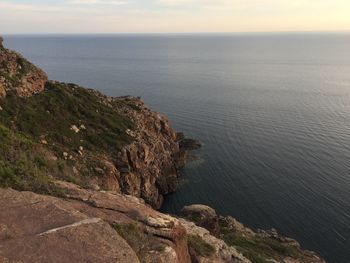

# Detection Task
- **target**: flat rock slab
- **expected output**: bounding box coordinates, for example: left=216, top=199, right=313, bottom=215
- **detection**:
left=0, top=189, right=139, bottom=263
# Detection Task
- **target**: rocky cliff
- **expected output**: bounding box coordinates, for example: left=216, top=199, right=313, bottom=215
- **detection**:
left=0, top=36, right=47, bottom=98
left=0, top=37, right=187, bottom=209
left=0, top=37, right=326, bottom=263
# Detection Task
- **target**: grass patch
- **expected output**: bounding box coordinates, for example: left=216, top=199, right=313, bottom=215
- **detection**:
left=0, top=81, right=134, bottom=155
left=218, top=218, right=303, bottom=263
left=0, top=124, right=65, bottom=196
left=188, top=234, right=215, bottom=257
left=222, top=233, right=299, bottom=263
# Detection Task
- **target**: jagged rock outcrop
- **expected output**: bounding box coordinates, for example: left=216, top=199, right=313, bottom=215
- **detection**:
left=112, top=96, right=182, bottom=208
left=182, top=204, right=220, bottom=236
left=182, top=205, right=326, bottom=263
left=0, top=37, right=47, bottom=98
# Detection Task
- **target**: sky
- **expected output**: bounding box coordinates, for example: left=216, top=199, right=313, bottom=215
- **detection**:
left=0, top=0, right=349, bottom=34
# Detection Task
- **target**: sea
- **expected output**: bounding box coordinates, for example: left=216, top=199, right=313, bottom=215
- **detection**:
left=4, top=33, right=350, bottom=262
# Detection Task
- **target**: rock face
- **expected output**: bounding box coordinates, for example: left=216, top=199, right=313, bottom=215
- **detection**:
left=112, top=96, right=182, bottom=208
left=0, top=37, right=47, bottom=98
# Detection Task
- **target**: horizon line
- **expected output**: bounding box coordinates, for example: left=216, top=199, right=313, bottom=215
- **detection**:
left=2, top=30, right=350, bottom=36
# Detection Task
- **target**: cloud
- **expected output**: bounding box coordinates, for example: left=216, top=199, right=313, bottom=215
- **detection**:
left=154, top=0, right=319, bottom=10
left=71, top=0, right=128, bottom=5
left=0, top=1, right=61, bottom=12
left=156, top=0, right=267, bottom=6
left=156, top=0, right=192, bottom=5
left=0, top=0, right=348, bottom=33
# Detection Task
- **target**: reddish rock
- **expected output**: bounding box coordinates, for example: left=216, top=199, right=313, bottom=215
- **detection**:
left=111, top=96, right=184, bottom=208
left=0, top=188, right=140, bottom=263
left=182, top=204, right=220, bottom=235
left=0, top=182, right=192, bottom=263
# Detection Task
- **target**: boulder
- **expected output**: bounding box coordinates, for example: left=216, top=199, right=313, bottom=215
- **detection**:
left=179, top=138, right=202, bottom=151
left=182, top=204, right=220, bottom=235
left=179, top=218, right=250, bottom=263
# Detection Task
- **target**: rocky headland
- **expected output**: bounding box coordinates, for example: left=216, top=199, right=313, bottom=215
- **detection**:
left=0, top=36, right=326, bottom=263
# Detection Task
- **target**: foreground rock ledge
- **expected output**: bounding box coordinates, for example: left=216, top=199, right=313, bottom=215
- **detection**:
left=0, top=185, right=326, bottom=263
left=0, top=185, right=189, bottom=263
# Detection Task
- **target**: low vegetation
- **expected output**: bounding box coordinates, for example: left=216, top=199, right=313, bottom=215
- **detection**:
left=0, top=81, right=136, bottom=193
left=218, top=219, right=301, bottom=263
left=0, top=81, right=134, bottom=154
left=0, top=124, right=66, bottom=195
left=188, top=234, right=215, bottom=257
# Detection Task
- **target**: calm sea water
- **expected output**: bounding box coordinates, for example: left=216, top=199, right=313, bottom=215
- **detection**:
left=4, top=33, right=350, bottom=262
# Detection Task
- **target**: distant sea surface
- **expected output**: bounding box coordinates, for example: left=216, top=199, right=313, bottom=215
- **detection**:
left=5, top=33, right=350, bottom=263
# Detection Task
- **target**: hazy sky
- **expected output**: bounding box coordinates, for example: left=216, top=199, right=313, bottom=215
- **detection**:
left=0, top=0, right=349, bottom=34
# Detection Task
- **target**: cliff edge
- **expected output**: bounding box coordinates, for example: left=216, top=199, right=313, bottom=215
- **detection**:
left=0, top=36, right=47, bottom=97
left=0, top=36, right=188, bottom=209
